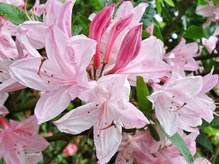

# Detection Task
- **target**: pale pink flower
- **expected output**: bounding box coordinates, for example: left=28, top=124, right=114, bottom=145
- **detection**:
left=63, top=143, right=78, bottom=156
left=115, top=130, right=159, bottom=164
left=54, top=75, right=149, bottom=163
left=88, top=1, right=149, bottom=78
left=196, top=1, right=219, bottom=28
left=0, top=115, right=49, bottom=164
left=9, top=25, right=96, bottom=124
left=164, top=38, right=199, bottom=74
left=17, top=0, right=76, bottom=49
left=147, top=72, right=217, bottom=136
left=154, top=129, right=199, bottom=164
left=202, top=36, right=218, bottom=53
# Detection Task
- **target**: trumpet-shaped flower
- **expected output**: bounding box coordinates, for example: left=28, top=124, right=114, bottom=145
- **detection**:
left=0, top=115, right=49, bottom=164
left=196, top=1, right=219, bottom=28
left=148, top=72, right=217, bottom=136
left=54, top=75, right=149, bottom=163
left=202, top=36, right=218, bottom=53
left=17, top=0, right=75, bottom=49
left=164, top=38, right=199, bottom=74
left=9, top=25, right=96, bottom=124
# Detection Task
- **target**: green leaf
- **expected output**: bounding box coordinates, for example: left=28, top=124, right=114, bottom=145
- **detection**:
left=161, top=4, right=171, bottom=21
left=136, top=76, right=152, bottom=112
left=80, top=23, right=91, bottom=36
left=164, top=0, right=175, bottom=7
left=213, top=0, right=219, bottom=5
left=153, top=24, right=164, bottom=41
left=72, top=24, right=86, bottom=36
left=142, top=30, right=151, bottom=39
left=155, top=0, right=162, bottom=14
left=153, top=118, right=194, bottom=164
left=0, top=2, right=29, bottom=25
left=204, top=127, right=219, bottom=145
left=147, top=124, right=160, bottom=141
left=183, top=25, right=204, bottom=39
left=199, top=115, right=219, bottom=128
left=198, top=0, right=208, bottom=5
left=196, top=130, right=213, bottom=152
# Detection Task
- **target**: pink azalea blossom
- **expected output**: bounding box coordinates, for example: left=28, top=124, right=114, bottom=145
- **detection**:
left=164, top=37, right=199, bottom=74
left=88, top=1, right=149, bottom=78
left=0, top=115, right=49, bottom=164
left=202, top=36, right=218, bottom=53
left=17, top=0, right=75, bottom=49
left=147, top=72, right=217, bottom=136
left=196, top=1, right=219, bottom=28
left=154, top=129, right=199, bottom=164
left=54, top=75, right=149, bottom=163
left=115, top=130, right=159, bottom=164
left=116, top=127, right=200, bottom=164
left=9, top=25, right=96, bottom=124
left=63, top=143, right=78, bottom=156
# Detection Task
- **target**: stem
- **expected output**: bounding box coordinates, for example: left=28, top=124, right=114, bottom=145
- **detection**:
left=6, top=99, right=38, bottom=114
left=78, top=128, right=92, bottom=164
left=194, top=53, right=219, bottom=60
left=44, top=130, right=91, bottom=142
left=163, top=0, right=194, bottom=43
left=212, top=144, right=219, bottom=164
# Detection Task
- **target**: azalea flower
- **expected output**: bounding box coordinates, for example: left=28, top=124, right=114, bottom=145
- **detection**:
left=164, top=37, right=199, bottom=75
left=116, top=127, right=200, bottom=164
left=63, top=143, right=78, bottom=156
left=202, top=36, right=218, bottom=53
left=115, top=130, right=159, bottom=164
left=9, top=25, right=96, bottom=124
left=17, top=0, right=75, bottom=49
left=0, top=115, right=49, bottom=164
left=88, top=1, right=149, bottom=78
left=196, top=0, right=219, bottom=28
left=54, top=74, right=149, bottom=163
left=147, top=72, right=218, bottom=136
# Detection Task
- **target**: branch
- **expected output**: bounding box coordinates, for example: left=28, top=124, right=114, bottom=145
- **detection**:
left=194, top=53, right=219, bottom=60
left=163, top=0, right=194, bottom=43
left=44, top=130, right=91, bottom=142
left=6, top=99, right=38, bottom=113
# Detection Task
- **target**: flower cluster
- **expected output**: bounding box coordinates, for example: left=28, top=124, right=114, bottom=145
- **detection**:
left=0, top=0, right=218, bottom=163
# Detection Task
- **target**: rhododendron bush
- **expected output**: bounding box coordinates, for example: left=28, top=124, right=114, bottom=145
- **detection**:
left=0, top=0, right=219, bottom=163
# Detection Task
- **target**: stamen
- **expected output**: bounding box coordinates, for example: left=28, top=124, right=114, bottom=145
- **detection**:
left=24, top=0, right=33, bottom=21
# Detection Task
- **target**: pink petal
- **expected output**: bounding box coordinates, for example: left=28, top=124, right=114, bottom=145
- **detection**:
left=9, top=57, right=58, bottom=91
left=56, top=0, right=76, bottom=38
left=94, top=124, right=122, bottom=163
left=54, top=102, right=101, bottom=134
left=117, top=103, right=149, bottom=129
left=35, top=86, right=73, bottom=124
left=108, top=24, right=142, bottom=74
left=17, top=21, right=50, bottom=49
left=89, top=4, right=115, bottom=69
left=103, top=14, right=134, bottom=63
